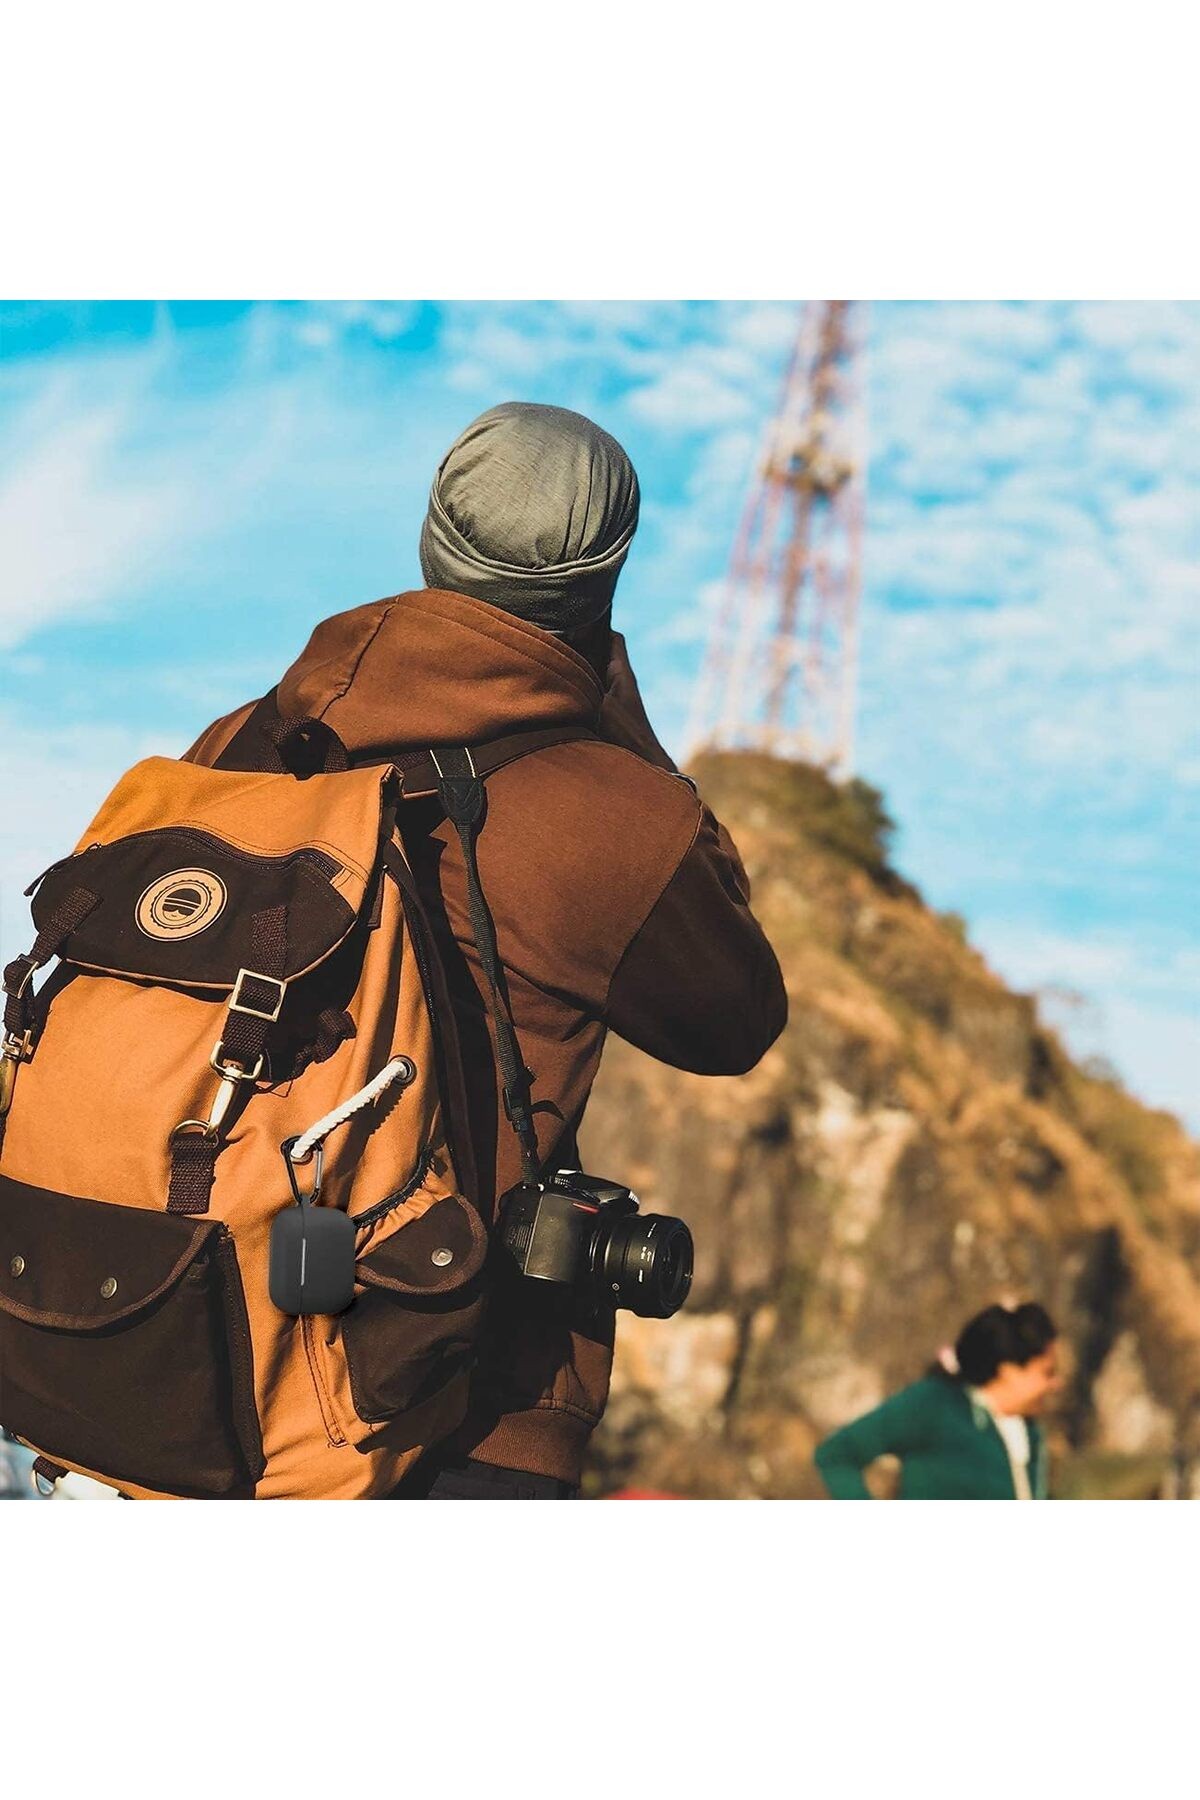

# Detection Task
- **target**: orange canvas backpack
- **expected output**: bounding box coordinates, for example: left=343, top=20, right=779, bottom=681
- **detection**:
left=0, top=708, right=563, bottom=1499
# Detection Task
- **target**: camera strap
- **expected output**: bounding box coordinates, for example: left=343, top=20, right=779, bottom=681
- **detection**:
left=430, top=747, right=542, bottom=1184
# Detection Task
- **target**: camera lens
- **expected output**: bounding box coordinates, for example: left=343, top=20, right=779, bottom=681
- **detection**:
left=594, top=1212, right=694, bottom=1318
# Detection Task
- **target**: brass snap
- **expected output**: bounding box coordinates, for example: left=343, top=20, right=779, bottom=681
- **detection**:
left=9, top=1254, right=25, bottom=1278
left=100, top=1276, right=118, bottom=1299
left=431, top=1248, right=453, bottom=1267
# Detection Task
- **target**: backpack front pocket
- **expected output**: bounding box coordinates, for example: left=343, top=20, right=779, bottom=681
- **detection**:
left=340, top=1193, right=488, bottom=1426
left=0, top=1175, right=264, bottom=1497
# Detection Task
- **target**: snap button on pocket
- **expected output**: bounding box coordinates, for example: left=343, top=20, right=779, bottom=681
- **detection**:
left=431, top=1248, right=453, bottom=1267
left=9, top=1255, right=25, bottom=1277
left=100, top=1277, right=118, bottom=1299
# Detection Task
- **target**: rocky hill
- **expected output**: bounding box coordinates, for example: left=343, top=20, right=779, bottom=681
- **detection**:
left=580, top=751, right=1200, bottom=1499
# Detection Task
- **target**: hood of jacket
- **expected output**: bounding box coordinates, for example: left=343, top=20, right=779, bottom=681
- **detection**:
left=275, top=587, right=605, bottom=760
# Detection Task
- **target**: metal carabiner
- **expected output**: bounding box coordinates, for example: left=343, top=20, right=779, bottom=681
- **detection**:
left=0, top=1030, right=32, bottom=1118
left=281, top=1135, right=324, bottom=1206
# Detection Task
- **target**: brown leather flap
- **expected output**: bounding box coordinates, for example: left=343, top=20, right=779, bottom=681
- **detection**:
left=0, top=1174, right=218, bottom=1331
left=355, top=1195, right=487, bottom=1297
left=27, top=758, right=396, bottom=990
left=33, top=827, right=357, bottom=990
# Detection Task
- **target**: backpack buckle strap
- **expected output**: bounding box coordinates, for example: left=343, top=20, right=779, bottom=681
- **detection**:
left=3, top=955, right=40, bottom=1042
left=165, top=908, right=287, bottom=1214
left=213, top=914, right=289, bottom=1070
left=3, top=955, right=37, bottom=1001
left=166, top=1121, right=223, bottom=1215
left=229, top=967, right=287, bottom=1023
left=3, top=884, right=99, bottom=1042
left=166, top=1051, right=259, bottom=1211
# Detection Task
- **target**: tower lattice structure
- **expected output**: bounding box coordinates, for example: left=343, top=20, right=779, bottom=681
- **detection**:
left=689, top=300, right=866, bottom=775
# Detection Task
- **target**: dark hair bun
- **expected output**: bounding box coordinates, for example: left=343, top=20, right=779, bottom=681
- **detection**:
left=954, top=1302, right=1057, bottom=1386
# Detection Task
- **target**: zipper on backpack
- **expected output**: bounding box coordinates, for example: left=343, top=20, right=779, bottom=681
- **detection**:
left=23, top=846, right=102, bottom=897
left=36, top=826, right=342, bottom=884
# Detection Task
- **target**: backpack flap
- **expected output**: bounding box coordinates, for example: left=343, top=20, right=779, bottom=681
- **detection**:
left=27, top=756, right=395, bottom=992
left=0, top=1172, right=214, bottom=1330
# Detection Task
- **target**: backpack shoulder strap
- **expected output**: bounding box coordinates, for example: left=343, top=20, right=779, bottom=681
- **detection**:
left=393, top=723, right=595, bottom=799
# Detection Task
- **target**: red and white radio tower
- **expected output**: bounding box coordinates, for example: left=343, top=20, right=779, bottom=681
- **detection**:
left=689, top=301, right=867, bottom=775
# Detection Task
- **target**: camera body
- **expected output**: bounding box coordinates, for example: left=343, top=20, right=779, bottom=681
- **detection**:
left=498, top=1169, right=693, bottom=1319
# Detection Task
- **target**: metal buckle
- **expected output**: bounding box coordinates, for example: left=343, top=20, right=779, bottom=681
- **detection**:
left=4, top=959, right=38, bottom=1000
left=172, top=1116, right=222, bottom=1145
left=229, top=967, right=286, bottom=1023
left=174, top=1040, right=266, bottom=1149
left=178, top=1056, right=257, bottom=1141
left=208, top=1045, right=266, bottom=1083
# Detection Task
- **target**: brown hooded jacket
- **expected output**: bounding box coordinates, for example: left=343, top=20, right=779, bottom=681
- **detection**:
left=185, top=587, right=787, bottom=1484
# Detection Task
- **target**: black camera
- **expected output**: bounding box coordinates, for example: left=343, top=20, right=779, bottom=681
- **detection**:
left=497, top=1169, right=693, bottom=1318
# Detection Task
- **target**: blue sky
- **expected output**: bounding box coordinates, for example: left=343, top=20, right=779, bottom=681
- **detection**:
left=1, top=300, right=1197, bottom=1127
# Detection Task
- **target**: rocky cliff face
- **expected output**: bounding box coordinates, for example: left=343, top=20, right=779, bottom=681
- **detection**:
left=579, top=752, right=1200, bottom=1498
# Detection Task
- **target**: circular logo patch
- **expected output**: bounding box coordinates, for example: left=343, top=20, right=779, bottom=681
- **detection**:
left=136, top=869, right=227, bottom=940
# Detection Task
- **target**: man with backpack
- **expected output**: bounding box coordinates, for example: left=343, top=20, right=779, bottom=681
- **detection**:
left=187, top=401, right=787, bottom=1498
left=0, top=401, right=785, bottom=1501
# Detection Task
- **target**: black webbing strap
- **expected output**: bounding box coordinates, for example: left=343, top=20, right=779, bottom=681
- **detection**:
left=166, top=905, right=288, bottom=1216
left=396, top=725, right=594, bottom=799
left=3, top=885, right=99, bottom=1042
left=431, top=747, right=541, bottom=1183
left=165, top=1129, right=223, bottom=1218
left=217, top=907, right=289, bottom=1069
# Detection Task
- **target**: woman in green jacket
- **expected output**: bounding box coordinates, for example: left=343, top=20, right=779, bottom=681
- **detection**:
left=815, top=1303, right=1061, bottom=1500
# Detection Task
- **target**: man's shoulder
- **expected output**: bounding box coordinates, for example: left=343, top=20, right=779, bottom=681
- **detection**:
left=477, top=737, right=704, bottom=953
left=493, top=735, right=702, bottom=865
left=508, top=734, right=700, bottom=817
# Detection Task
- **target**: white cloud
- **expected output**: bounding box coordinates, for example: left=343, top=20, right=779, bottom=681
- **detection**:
left=626, top=361, right=755, bottom=430
left=0, top=406, right=185, bottom=649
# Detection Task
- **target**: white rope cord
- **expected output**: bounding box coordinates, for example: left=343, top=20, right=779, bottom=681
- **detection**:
left=288, top=1055, right=415, bottom=1165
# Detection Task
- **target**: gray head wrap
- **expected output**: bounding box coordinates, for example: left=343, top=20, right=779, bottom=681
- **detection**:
left=419, top=402, right=640, bottom=633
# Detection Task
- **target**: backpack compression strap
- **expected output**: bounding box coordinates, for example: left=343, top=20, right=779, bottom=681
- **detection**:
left=165, top=905, right=290, bottom=1215
left=430, top=747, right=542, bottom=1185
